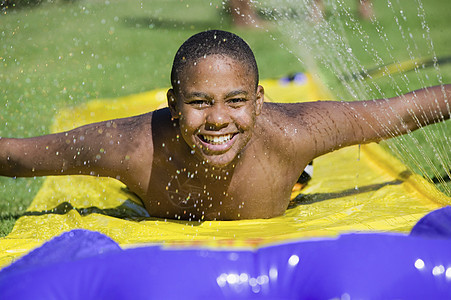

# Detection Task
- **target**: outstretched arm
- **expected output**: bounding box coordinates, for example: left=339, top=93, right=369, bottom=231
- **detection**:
left=353, top=84, right=450, bottom=140
left=0, top=114, right=152, bottom=186
left=294, top=84, right=450, bottom=158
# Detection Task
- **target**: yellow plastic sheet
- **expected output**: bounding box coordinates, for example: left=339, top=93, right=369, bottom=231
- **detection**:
left=1, top=75, right=449, bottom=269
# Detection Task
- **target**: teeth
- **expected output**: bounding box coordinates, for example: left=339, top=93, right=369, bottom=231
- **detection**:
left=201, top=134, right=233, bottom=145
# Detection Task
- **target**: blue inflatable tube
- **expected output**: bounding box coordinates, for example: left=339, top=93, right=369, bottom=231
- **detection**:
left=1, top=207, right=451, bottom=299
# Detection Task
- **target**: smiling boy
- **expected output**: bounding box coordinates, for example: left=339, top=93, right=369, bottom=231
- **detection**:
left=1, top=30, right=450, bottom=220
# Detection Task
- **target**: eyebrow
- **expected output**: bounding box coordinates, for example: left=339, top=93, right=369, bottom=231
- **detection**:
left=184, top=90, right=249, bottom=100
left=225, top=90, right=248, bottom=98
left=184, top=91, right=212, bottom=100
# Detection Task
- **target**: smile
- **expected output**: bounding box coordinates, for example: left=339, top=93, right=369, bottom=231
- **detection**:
left=199, top=133, right=235, bottom=145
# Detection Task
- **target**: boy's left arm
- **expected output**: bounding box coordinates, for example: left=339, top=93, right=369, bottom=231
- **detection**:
left=297, top=84, right=450, bottom=158
left=352, top=84, right=450, bottom=140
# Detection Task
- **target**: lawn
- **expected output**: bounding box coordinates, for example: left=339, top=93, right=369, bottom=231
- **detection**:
left=1, top=0, right=450, bottom=236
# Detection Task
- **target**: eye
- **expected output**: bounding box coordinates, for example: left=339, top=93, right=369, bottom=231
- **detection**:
left=187, top=99, right=210, bottom=107
left=228, top=98, right=247, bottom=107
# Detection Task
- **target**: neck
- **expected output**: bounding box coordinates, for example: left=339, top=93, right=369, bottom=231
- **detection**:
left=183, top=152, right=238, bottom=180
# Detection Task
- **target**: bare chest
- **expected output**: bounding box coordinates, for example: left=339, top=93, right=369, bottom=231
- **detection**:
left=141, top=151, right=302, bottom=220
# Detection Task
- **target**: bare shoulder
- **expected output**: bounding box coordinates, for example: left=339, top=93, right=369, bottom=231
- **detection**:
left=58, top=111, right=158, bottom=195
left=259, top=101, right=341, bottom=137
left=74, top=112, right=154, bottom=168
left=258, top=101, right=363, bottom=159
left=107, top=111, right=153, bottom=135
left=78, top=111, right=154, bottom=156
left=103, top=112, right=154, bottom=184
left=256, top=102, right=326, bottom=161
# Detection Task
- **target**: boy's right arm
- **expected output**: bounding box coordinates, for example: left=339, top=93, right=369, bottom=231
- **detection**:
left=0, top=114, right=152, bottom=187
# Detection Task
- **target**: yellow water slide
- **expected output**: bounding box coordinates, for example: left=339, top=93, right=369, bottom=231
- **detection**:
left=0, top=74, right=449, bottom=268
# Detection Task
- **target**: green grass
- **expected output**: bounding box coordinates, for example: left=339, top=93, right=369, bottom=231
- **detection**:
left=1, top=0, right=450, bottom=236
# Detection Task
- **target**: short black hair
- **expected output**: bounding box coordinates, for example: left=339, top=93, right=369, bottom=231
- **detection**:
left=170, top=30, right=259, bottom=91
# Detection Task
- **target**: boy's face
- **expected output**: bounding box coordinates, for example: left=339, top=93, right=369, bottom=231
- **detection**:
left=168, top=54, right=264, bottom=168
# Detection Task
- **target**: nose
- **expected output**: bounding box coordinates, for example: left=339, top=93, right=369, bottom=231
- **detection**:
left=205, top=103, right=230, bottom=130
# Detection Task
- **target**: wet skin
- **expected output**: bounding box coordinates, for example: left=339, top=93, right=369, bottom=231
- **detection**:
left=1, top=55, right=450, bottom=220
left=146, top=55, right=306, bottom=220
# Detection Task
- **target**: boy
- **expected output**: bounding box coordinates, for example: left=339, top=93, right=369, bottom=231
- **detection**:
left=1, top=30, right=449, bottom=220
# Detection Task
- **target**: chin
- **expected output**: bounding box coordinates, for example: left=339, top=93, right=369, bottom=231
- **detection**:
left=202, top=153, right=238, bottom=169
left=204, top=157, right=233, bottom=169
left=189, top=142, right=239, bottom=169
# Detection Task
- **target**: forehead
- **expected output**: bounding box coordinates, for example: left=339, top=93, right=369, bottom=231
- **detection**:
left=178, top=54, right=255, bottom=88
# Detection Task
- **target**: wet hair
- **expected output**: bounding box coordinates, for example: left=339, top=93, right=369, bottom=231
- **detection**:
left=170, top=30, right=259, bottom=91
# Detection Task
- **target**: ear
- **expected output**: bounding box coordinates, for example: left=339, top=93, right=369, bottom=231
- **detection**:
left=167, top=89, right=180, bottom=119
left=255, top=85, right=264, bottom=116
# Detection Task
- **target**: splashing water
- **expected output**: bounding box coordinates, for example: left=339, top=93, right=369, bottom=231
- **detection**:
left=253, top=0, right=450, bottom=195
